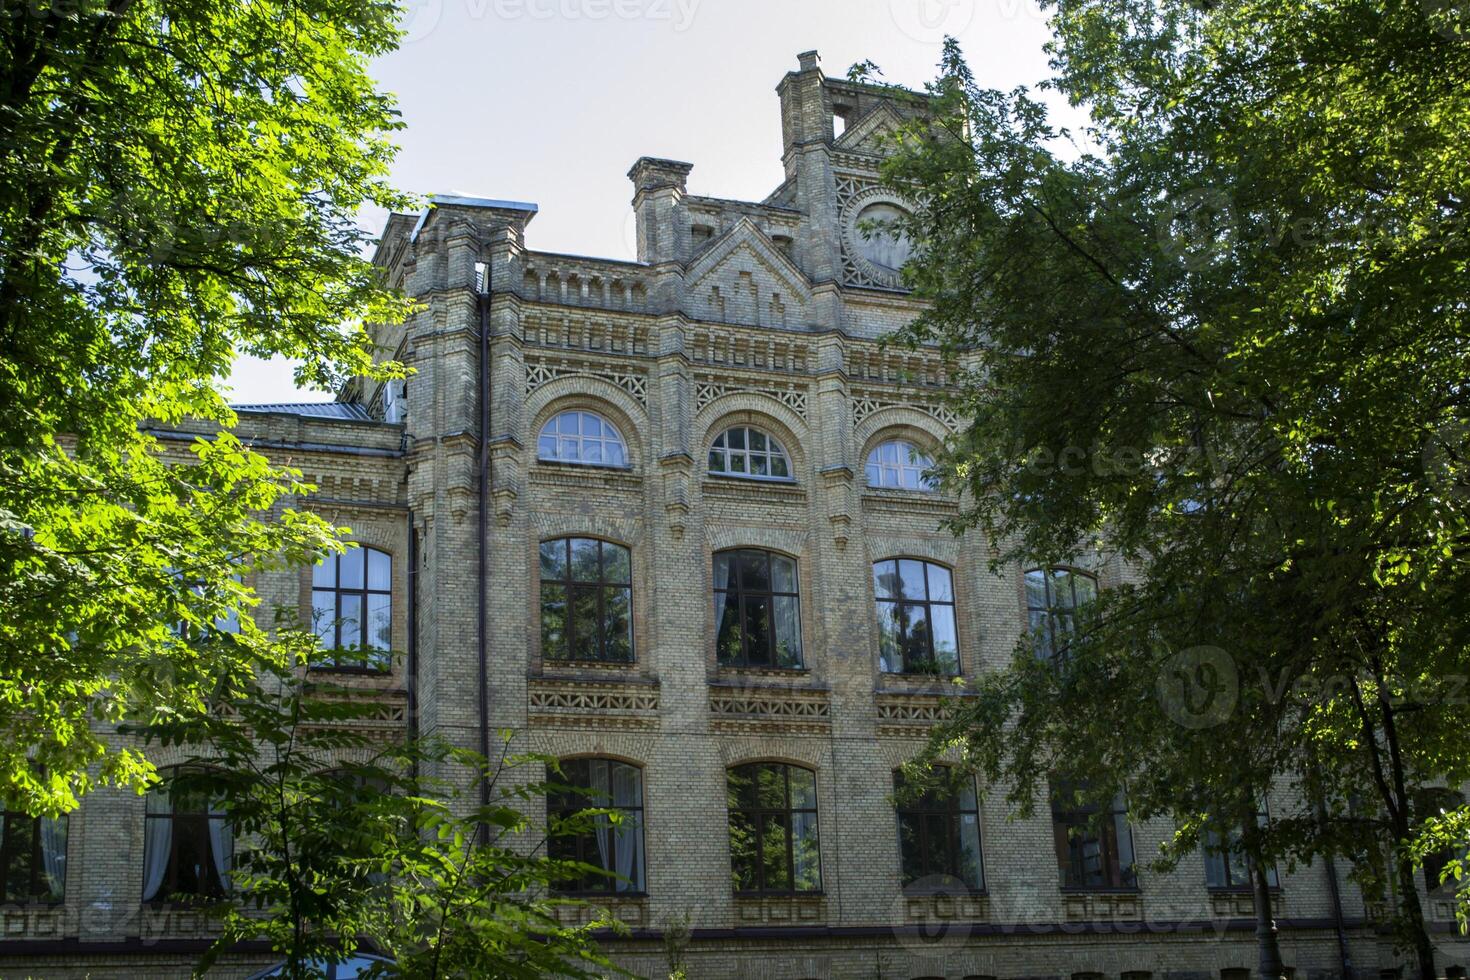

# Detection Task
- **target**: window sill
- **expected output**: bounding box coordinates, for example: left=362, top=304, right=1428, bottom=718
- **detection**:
left=553, top=891, right=648, bottom=900
left=903, top=884, right=987, bottom=898
left=715, top=664, right=811, bottom=678
left=308, top=665, right=393, bottom=678
left=1059, top=885, right=1141, bottom=895
left=734, top=890, right=824, bottom=900
left=1208, top=885, right=1280, bottom=895
left=535, top=459, right=634, bottom=473
left=705, top=472, right=798, bottom=486
left=542, top=658, right=638, bottom=671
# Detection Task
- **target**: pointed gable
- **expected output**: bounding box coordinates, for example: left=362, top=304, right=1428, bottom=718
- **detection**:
left=834, top=101, right=910, bottom=156
left=684, top=217, right=811, bottom=329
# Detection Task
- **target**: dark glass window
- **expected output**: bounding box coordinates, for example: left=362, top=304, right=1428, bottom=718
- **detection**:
left=311, top=547, right=392, bottom=670
left=727, top=763, right=820, bottom=894
left=708, top=426, right=792, bottom=481
left=894, top=770, right=984, bottom=891
left=1051, top=783, right=1136, bottom=890
left=142, top=775, right=231, bottom=902
left=1025, top=567, right=1096, bottom=659
left=540, top=538, right=633, bottom=663
left=1418, top=790, right=1465, bottom=895
left=0, top=807, right=66, bottom=903
left=714, top=549, right=802, bottom=668
left=548, top=758, right=646, bottom=894
left=873, top=558, right=959, bottom=675
left=1204, top=808, right=1279, bottom=890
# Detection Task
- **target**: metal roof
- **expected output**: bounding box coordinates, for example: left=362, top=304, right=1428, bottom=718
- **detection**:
left=230, top=402, right=373, bottom=421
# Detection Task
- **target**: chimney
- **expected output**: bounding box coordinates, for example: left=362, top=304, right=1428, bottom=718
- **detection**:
left=628, top=157, right=693, bottom=265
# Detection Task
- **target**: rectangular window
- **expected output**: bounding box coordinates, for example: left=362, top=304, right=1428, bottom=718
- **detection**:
left=894, top=771, right=984, bottom=891
left=0, top=811, right=66, bottom=903
left=1051, top=783, right=1136, bottom=890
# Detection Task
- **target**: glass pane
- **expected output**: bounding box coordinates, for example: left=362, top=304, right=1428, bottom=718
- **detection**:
left=728, top=809, right=758, bottom=892
left=1203, top=840, right=1228, bottom=888
left=540, top=540, right=567, bottom=580
left=901, top=464, right=922, bottom=490
left=897, top=560, right=927, bottom=600
left=558, top=437, right=580, bottom=461
left=742, top=595, right=772, bottom=666
left=957, top=778, right=978, bottom=811
left=1053, top=568, right=1076, bottom=608
left=604, top=587, right=632, bottom=662
left=713, top=431, right=728, bottom=450
left=773, top=596, right=802, bottom=668
left=606, top=441, right=626, bottom=467
left=1074, top=573, right=1097, bottom=604
left=581, top=413, right=601, bottom=436
left=40, top=816, right=66, bottom=901
left=876, top=601, right=902, bottom=673
left=865, top=462, right=881, bottom=486
left=709, top=449, right=726, bottom=472
left=1025, top=569, right=1048, bottom=608
left=727, top=428, right=745, bottom=450
left=922, top=812, right=949, bottom=877
left=898, top=603, right=930, bottom=668
left=792, top=811, right=820, bottom=891
left=715, top=591, right=741, bottom=664
left=754, top=764, right=786, bottom=809
left=749, top=430, right=766, bottom=452
left=570, top=539, right=600, bottom=583
left=312, top=591, right=337, bottom=647
left=2, top=818, right=32, bottom=903
left=582, top=438, right=604, bottom=463
left=873, top=560, right=900, bottom=600
left=898, top=812, right=923, bottom=884
left=771, top=555, right=797, bottom=594
left=930, top=605, right=959, bottom=674
left=538, top=435, right=558, bottom=459
left=770, top=454, right=789, bottom=478
left=789, top=767, right=816, bottom=809
left=338, top=594, right=363, bottom=649
left=926, top=563, right=954, bottom=602
left=712, top=552, right=735, bottom=589
left=339, top=548, right=365, bottom=590
left=558, top=412, right=579, bottom=434
left=958, top=813, right=983, bottom=889
left=366, top=594, right=392, bottom=651
left=727, top=766, right=760, bottom=811
left=730, top=453, right=747, bottom=473
left=761, top=813, right=791, bottom=891
left=312, top=554, right=335, bottom=588
left=738, top=550, right=770, bottom=592
left=1114, top=809, right=1136, bottom=884
left=367, top=549, right=391, bottom=591
left=602, top=543, right=631, bottom=584
left=569, top=586, right=599, bottom=660
left=751, top=454, right=769, bottom=477
left=540, top=583, right=566, bottom=660
left=616, top=812, right=645, bottom=891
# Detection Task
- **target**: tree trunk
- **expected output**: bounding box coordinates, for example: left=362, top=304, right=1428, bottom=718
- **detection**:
left=1254, top=859, right=1287, bottom=979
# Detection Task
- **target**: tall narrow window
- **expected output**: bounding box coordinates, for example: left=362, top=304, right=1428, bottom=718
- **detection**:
left=1204, top=807, right=1279, bottom=890
left=548, top=758, right=646, bottom=894
left=713, top=549, right=802, bottom=668
left=1026, top=567, right=1096, bottom=659
left=312, top=547, right=392, bottom=670
left=894, top=769, right=984, bottom=891
left=727, top=763, right=821, bottom=894
left=873, top=558, right=959, bottom=675
left=537, top=411, right=627, bottom=467
left=0, top=805, right=66, bottom=903
left=865, top=439, right=935, bottom=491
left=708, top=426, right=792, bottom=481
left=540, top=538, right=633, bottom=663
left=1051, top=783, right=1136, bottom=890
left=142, top=773, right=231, bottom=902
left=1417, top=789, right=1465, bottom=895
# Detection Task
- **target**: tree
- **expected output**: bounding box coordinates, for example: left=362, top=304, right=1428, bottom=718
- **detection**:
left=0, top=0, right=414, bottom=809
left=129, top=644, right=622, bottom=979
left=871, top=1, right=1470, bottom=974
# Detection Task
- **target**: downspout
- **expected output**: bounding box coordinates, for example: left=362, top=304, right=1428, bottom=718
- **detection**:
left=406, top=511, right=419, bottom=746
left=477, top=259, right=492, bottom=826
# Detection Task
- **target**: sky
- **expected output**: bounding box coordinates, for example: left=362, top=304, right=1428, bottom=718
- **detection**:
left=225, top=0, right=1079, bottom=405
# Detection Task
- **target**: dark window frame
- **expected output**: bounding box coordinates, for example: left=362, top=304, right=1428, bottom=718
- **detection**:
left=873, top=557, right=960, bottom=676
left=539, top=537, right=635, bottom=664
left=727, top=762, right=822, bottom=896
left=1051, top=787, right=1137, bottom=891
left=142, top=776, right=230, bottom=904
left=547, top=757, right=647, bottom=896
left=1025, top=566, right=1097, bottom=659
left=311, top=547, right=393, bottom=672
left=713, top=548, right=804, bottom=669
left=0, top=808, right=66, bottom=904
left=1204, top=808, right=1280, bottom=891
left=894, top=769, right=985, bottom=893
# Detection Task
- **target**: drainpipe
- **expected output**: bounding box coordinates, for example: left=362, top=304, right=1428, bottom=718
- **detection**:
left=407, top=511, right=419, bottom=746
left=477, top=261, right=492, bottom=827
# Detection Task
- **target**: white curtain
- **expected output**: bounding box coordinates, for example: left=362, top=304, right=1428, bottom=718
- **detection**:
left=141, top=808, right=172, bottom=902
left=589, top=762, right=612, bottom=884
left=39, top=816, right=67, bottom=899
left=610, top=764, right=644, bottom=892
left=712, top=557, right=736, bottom=637
left=208, top=807, right=232, bottom=890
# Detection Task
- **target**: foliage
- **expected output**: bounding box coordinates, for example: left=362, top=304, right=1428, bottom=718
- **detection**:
left=874, top=0, right=1470, bottom=973
left=0, top=0, right=416, bottom=810
left=128, top=650, right=622, bottom=980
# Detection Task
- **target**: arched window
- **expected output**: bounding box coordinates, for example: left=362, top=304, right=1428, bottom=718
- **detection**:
left=727, top=762, right=820, bottom=894
left=873, top=558, right=959, bottom=675
left=713, top=549, right=802, bottom=668
left=548, top=758, right=645, bottom=894
left=539, top=538, right=633, bottom=663
left=142, top=769, right=231, bottom=902
left=865, top=438, right=935, bottom=491
left=537, top=410, right=627, bottom=467
left=312, top=547, right=392, bottom=671
left=1025, top=567, right=1097, bottom=659
left=708, top=426, right=792, bottom=481
left=0, top=799, right=66, bottom=903
left=894, top=768, right=984, bottom=891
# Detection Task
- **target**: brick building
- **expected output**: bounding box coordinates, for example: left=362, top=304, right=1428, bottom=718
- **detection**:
left=5, top=50, right=1466, bottom=980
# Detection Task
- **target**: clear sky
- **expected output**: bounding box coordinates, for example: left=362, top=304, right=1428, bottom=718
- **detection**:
left=225, top=0, right=1078, bottom=404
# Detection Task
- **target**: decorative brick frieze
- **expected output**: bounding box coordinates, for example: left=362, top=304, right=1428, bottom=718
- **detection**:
left=707, top=681, right=832, bottom=735
left=527, top=676, right=661, bottom=731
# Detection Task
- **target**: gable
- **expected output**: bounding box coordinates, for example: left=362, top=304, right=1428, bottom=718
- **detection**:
left=834, top=102, right=909, bottom=156
left=684, top=218, right=811, bottom=329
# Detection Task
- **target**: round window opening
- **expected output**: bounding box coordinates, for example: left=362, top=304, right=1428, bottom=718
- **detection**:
left=854, top=203, right=914, bottom=273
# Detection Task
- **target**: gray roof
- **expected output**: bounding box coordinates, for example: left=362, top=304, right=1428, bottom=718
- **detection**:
left=231, top=402, right=373, bottom=421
